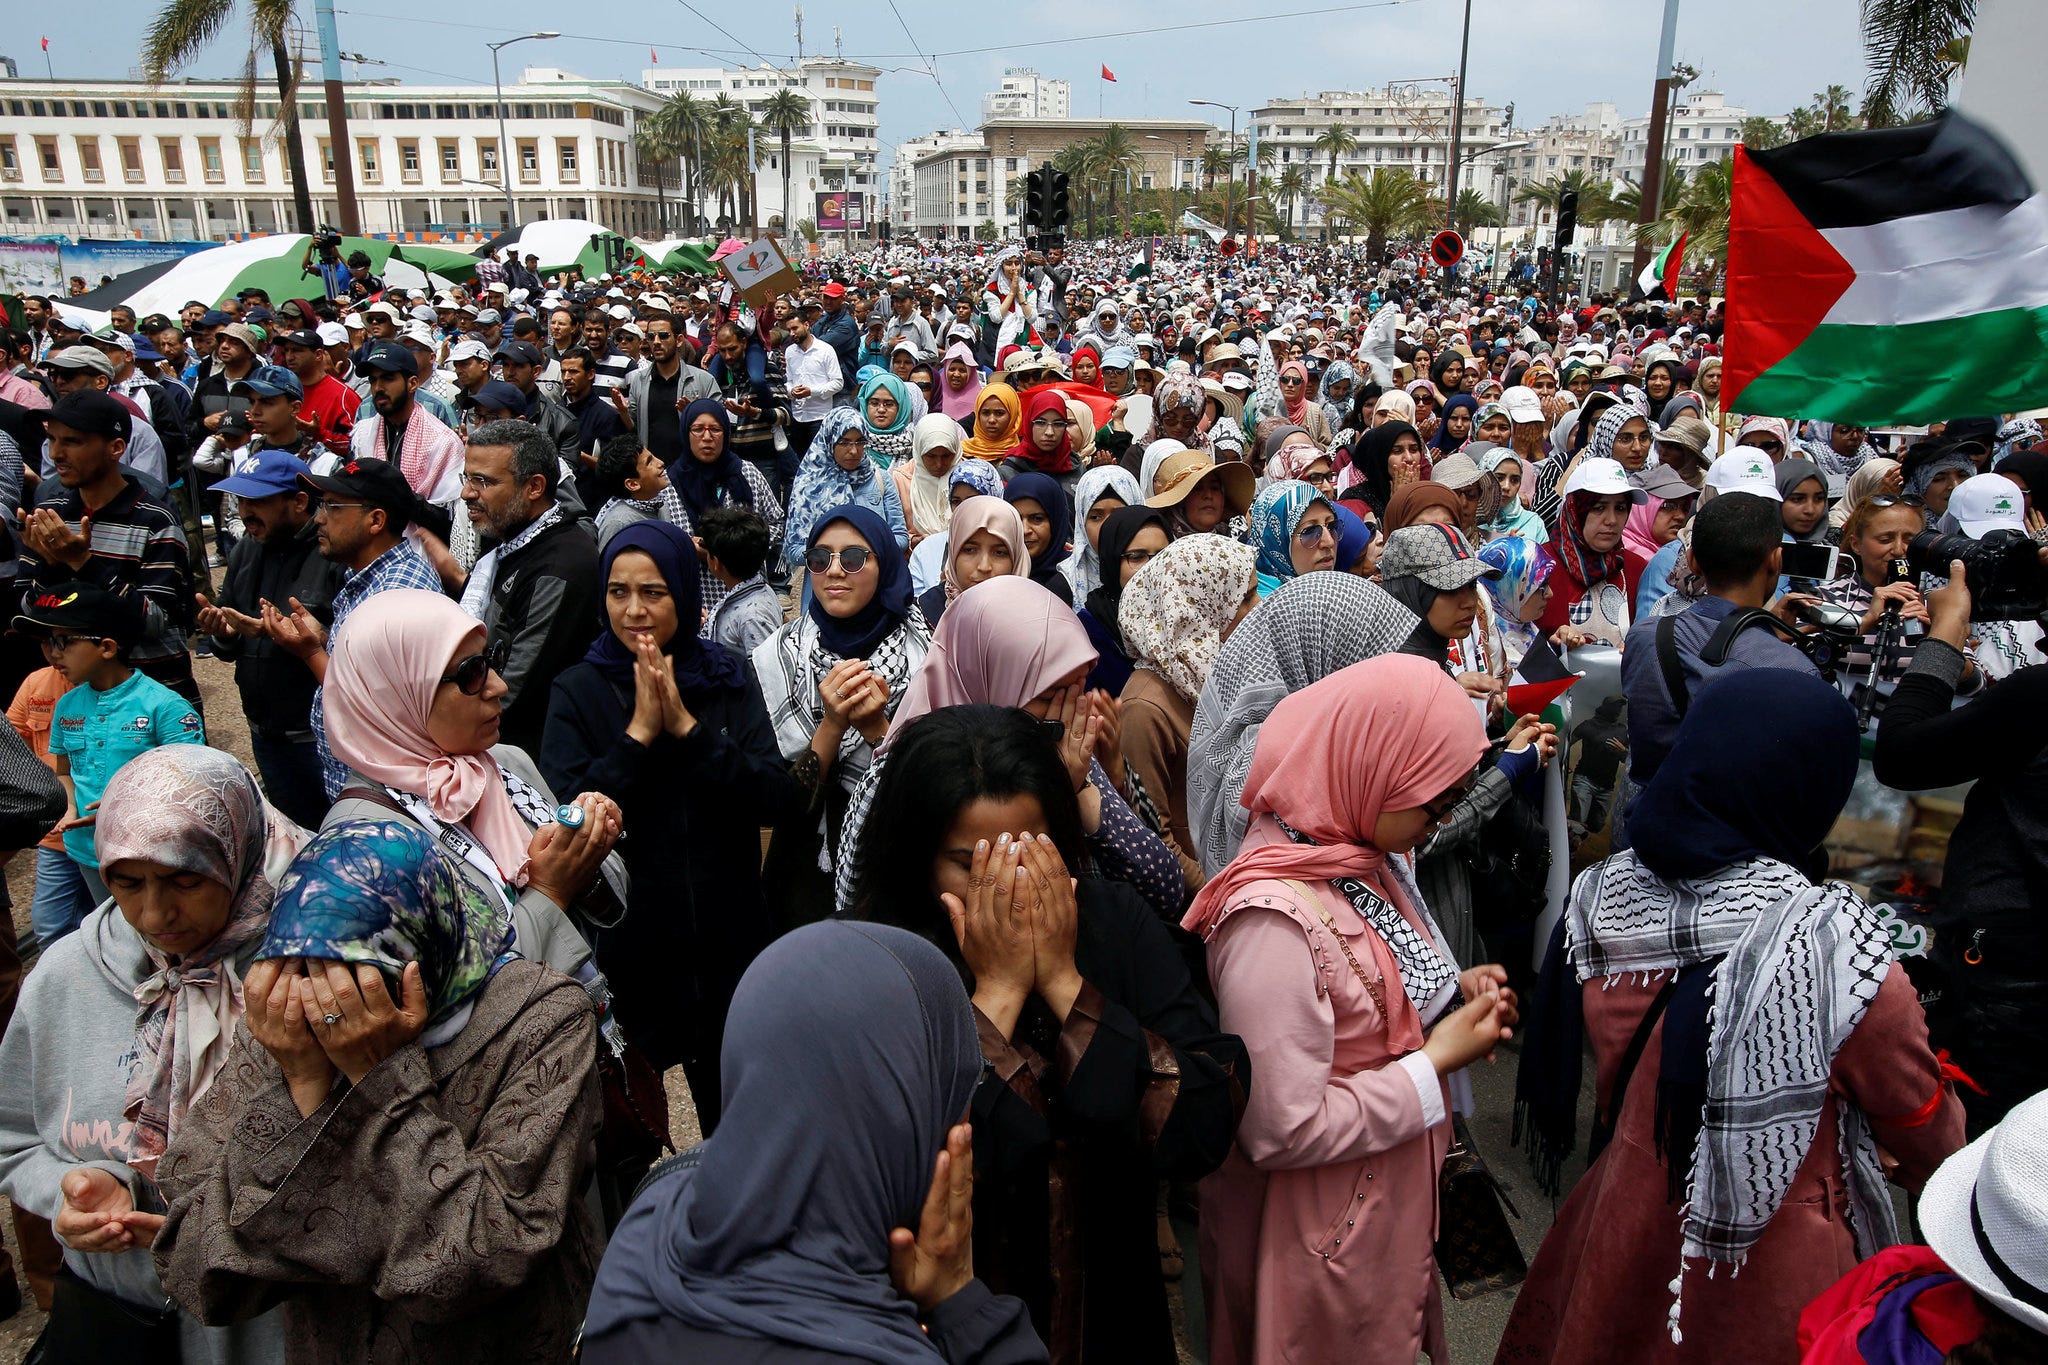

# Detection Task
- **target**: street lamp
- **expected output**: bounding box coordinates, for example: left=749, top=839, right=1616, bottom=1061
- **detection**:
left=1189, top=99, right=1239, bottom=237
left=1455, top=140, right=1529, bottom=273
left=487, top=31, right=559, bottom=233
left=1145, top=133, right=1182, bottom=237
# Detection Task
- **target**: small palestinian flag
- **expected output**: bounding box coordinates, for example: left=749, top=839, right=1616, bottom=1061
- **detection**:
left=1724, top=111, right=2048, bottom=425
left=1632, top=231, right=1687, bottom=303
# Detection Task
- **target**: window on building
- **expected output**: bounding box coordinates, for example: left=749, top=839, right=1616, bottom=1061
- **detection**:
left=37, top=138, right=59, bottom=177
left=76, top=138, right=104, bottom=182
left=318, top=138, right=335, bottom=182
left=441, top=141, right=461, bottom=177
left=481, top=140, right=500, bottom=178
left=201, top=138, right=224, bottom=182
left=1678, top=126, right=1690, bottom=139
left=400, top=141, right=420, bottom=181
left=0, top=141, right=16, bottom=181
left=519, top=140, right=539, bottom=180
left=559, top=140, right=578, bottom=180
left=243, top=139, right=264, bottom=182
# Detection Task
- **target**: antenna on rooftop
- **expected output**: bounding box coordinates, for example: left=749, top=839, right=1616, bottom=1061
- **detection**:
left=795, top=6, right=804, bottom=62
left=834, top=26, right=843, bottom=60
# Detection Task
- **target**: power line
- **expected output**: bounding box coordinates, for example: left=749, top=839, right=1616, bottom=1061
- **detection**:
left=332, top=11, right=757, bottom=64
left=881, top=0, right=968, bottom=132
left=847, top=0, right=1427, bottom=61
left=670, top=0, right=784, bottom=72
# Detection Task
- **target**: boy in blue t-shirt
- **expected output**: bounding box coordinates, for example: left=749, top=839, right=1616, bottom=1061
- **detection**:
left=15, top=585, right=206, bottom=904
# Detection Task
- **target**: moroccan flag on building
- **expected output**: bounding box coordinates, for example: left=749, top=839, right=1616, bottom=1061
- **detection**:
left=1101, top=65, right=1117, bottom=82
left=1724, top=111, right=2048, bottom=424
left=1632, top=231, right=1686, bottom=303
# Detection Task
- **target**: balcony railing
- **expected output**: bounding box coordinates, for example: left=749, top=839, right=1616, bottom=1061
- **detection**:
left=361, top=169, right=380, bottom=183
left=165, top=168, right=185, bottom=184
left=245, top=169, right=264, bottom=183
left=402, top=168, right=421, bottom=183
left=520, top=168, right=540, bottom=183
left=0, top=167, right=18, bottom=182
left=124, top=168, right=143, bottom=182
left=83, top=167, right=104, bottom=182
left=205, top=168, right=225, bottom=183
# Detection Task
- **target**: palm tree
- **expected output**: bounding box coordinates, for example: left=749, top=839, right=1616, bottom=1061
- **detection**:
left=1813, top=84, right=1857, bottom=131
left=646, top=90, right=709, bottom=232
left=1608, top=163, right=1685, bottom=224
left=1091, top=125, right=1143, bottom=232
left=1452, top=188, right=1503, bottom=237
left=1199, top=146, right=1230, bottom=192
left=1053, top=142, right=1100, bottom=238
left=1785, top=104, right=1826, bottom=141
left=1275, top=165, right=1308, bottom=233
left=1313, top=124, right=1360, bottom=190
left=759, top=87, right=812, bottom=245
left=1320, top=168, right=1432, bottom=263
left=143, top=0, right=314, bottom=233
left=1514, top=168, right=1613, bottom=225
left=634, top=122, right=676, bottom=232
left=1739, top=116, right=1788, bottom=150
left=1861, top=0, right=1974, bottom=119
left=1655, top=156, right=1735, bottom=261
left=702, top=97, right=754, bottom=232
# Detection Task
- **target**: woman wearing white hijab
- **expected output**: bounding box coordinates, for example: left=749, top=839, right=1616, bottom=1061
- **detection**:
left=1064, top=464, right=1144, bottom=598
left=897, top=412, right=964, bottom=550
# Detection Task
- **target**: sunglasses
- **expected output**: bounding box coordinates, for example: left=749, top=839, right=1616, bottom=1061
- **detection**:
left=1295, top=522, right=1334, bottom=545
left=806, top=545, right=874, bottom=574
left=1278, top=375, right=1306, bottom=386
left=1866, top=494, right=1925, bottom=509
left=440, top=640, right=509, bottom=696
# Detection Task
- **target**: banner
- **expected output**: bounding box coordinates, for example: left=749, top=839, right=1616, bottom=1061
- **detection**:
left=815, top=193, right=866, bottom=232
left=0, top=236, right=212, bottom=294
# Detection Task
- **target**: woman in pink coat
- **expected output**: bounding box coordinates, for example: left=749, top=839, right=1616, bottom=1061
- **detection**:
left=1185, top=653, right=1522, bottom=1365
left=1499, top=669, right=1966, bottom=1365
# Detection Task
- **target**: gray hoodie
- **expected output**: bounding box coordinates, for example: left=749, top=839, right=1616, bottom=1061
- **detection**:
left=0, top=903, right=284, bottom=1364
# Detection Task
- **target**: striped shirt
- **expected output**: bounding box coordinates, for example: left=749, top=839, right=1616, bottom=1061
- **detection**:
left=18, top=473, right=191, bottom=669
left=1818, top=572, right=1984, bottom=719
left=315, top=539, right=445, bottom=797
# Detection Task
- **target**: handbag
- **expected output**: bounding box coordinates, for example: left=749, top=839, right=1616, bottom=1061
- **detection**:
left=30, top=1267, right=182, bottom=1364
left=1286, top=879, right=1528, bottom=1301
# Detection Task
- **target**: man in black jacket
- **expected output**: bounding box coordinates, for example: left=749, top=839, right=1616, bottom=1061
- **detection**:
left=493, top=340, right=578, bottom=464
left=460, top=418, right=601, bottom=754
left=193, top=448, right=346, bottom=827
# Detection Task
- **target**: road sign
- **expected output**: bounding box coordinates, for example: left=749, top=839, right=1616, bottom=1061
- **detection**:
left=1430, top=230, right=1465, bottom=269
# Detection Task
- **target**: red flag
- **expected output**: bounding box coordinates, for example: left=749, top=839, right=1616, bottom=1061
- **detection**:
left=650, top=47, right=658, bottom=64
left=1505, top=675, right=1579, bottom=718
left=41, top=36, right=50, bottom=51
left=1100, top=64, right=1117, bottom=82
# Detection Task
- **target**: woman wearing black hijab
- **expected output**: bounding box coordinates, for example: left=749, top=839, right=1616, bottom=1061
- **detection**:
left=1077, top=505, right=1170, bottom=696
left=1345, top=419, right=1425, bottom=519
left=582, top=920, right=1047, bottom=1364
left=1506, top=670, right=1964, bottom=1364
left=1004, top=471, right=1077, bottom=606
left=541, top=520, right=797, bottom=1128
left=674, top=396, right=784, bottom=610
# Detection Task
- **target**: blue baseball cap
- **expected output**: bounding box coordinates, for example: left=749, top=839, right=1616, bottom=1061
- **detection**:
left=197, top=309, right=233, bottom=328
left=230, top=364, right=304, bottom=401
left=131, top=333, right=164, bottom=363
left=462, top=380, right=527, bottom=417
left=213, top=448, right=313, bottom=499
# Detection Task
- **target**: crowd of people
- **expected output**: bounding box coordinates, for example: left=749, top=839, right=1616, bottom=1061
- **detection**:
left=0, top=226, right=2042, bottom=1365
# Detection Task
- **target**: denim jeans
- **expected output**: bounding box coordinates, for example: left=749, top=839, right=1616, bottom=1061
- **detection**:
left=249, top=730, right=332, bottom=832
left=31, top=847, right=97, bottom=948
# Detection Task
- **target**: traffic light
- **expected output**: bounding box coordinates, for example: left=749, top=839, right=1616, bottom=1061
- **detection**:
left=1047, top=168, right=1071, bottom=230
left=1555, top=189, right=1578, bottom=248
left=1025, top=167, right=1048, bottom=229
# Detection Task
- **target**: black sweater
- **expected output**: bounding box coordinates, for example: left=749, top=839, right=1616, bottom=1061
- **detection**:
left=480, top=513, right=602, bottom=755
left=538, top=658, right=799, bottom=1076
left=210, top=519, right=345, bottom=735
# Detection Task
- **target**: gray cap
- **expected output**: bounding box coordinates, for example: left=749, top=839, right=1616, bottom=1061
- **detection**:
left=1377, top=523, right=1500, bottom=591
left=41, top=344, right=116, bottom=377
left=1429, top=452, right=1484, bottom=491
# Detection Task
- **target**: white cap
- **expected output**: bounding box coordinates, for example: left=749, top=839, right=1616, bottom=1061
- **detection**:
left=1947, top=473, right=2028, bottom=537
left=1220, top=371, right=1253, bottom=394
left=447, top=338, right=493, bottom=364
left=399, top=322, right=437, bottom=350
left=1501, top=385, right=1544, bottom=424
left=1560, top=457, right=1650, bottom=503
left=1704, top=450, right=1784, bottom=501
left=317, top=322, right=350, bottom=346
left=609, top=304, right=633, bottom=322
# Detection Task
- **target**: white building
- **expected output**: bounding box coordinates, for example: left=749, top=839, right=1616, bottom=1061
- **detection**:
left=1617, top=90, right=1746, bottom=181
left=889, top=130, right=982, bottom=239
left=641, top=57, right=879, bottom=235
left=1506, top=102, right=1620, bottom=230
left=1253, top=86, right=1511, bottom=236
left=0, top=68, right=666, bottom=239
left=981, top=69, right=1070, bottom=123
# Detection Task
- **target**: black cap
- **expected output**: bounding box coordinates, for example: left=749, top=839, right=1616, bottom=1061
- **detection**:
left=492, top=339, right=542, bottom=367
left=45, top=391, right=132, bottom=442
left=279, top=327, right=323, bottom=351
left=298, top=457, right=418, bottom=528
left=12, top=584, right=144, bottom=649
left=360, top=341, right=418, bottom=377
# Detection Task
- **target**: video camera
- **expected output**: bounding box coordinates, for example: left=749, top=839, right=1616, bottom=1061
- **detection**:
left=1906, top=528, right=2048, bottom=621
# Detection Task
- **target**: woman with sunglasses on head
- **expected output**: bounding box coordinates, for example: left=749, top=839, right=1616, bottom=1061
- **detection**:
left=539, top=522, right=796, bottom=1133
left=1820, top=494, right=1981, bottom=724
left=757, top=505, right=930, bottom=928
left=847, top=704, right=1245, bottom=1365
left=1188, top=654, right=1520, bottom=1365
left=780, top=410, right=909, bottom=579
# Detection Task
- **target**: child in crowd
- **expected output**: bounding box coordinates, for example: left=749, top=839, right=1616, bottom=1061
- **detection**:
left=701, top=506, right=782, bottom=656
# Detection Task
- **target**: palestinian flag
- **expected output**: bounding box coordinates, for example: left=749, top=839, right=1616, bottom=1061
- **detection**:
left=1632, top=231, right=1686, bottom=303
left=1724, top=111, right=2048, bottom=424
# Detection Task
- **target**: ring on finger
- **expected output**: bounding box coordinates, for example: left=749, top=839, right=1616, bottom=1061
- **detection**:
left=322, top=1012, right=344, bottom=1026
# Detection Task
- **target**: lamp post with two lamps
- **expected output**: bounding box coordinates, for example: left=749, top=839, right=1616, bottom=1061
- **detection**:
left=488, top=31, right=559, bottom=232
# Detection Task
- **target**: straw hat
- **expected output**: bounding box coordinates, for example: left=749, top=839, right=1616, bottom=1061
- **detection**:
left=1144, top=449, right=1254, bottom=515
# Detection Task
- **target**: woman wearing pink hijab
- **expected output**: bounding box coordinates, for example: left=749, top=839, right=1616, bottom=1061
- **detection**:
left=322, top=588, right=623, bottom=982
left=937, top=340, right=984, bottom=423
left=1184, top=654, right=1520, bottom=1365
left=833, top=575, right=1185, bottom=925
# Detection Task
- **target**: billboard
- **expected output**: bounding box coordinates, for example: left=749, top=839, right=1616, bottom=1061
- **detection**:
left=0, top=236, right=212, bottom=294
left=814, top=193, right=866, bottom=232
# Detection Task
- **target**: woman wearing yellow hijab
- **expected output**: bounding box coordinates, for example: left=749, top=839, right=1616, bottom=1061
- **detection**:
left=959, top=381, right=1022, bottom=464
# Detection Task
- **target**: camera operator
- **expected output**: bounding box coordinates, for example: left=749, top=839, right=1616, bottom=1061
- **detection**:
left=300, top=229, right=350, bottom=302
left=1821, top=493, right=1983, bottom=720
left=1619, top=491, right=1821, bottom=814
left=1935, top=473, right=2046, bottom=681
left=1874, top=545, right=2048, bottom=1134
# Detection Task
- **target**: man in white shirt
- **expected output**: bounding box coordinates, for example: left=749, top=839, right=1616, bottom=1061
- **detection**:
left=782, top=302, right=843, bottom=498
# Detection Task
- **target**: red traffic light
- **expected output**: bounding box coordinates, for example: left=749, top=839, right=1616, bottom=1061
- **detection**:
left=1430, top=230, right=1465, bottom=269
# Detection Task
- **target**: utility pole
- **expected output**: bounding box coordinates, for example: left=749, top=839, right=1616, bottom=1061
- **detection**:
left=313, top=0, right=360, bottom=234
left=1443, top=0, right=1473, bottom=228
left=1632, top=0, right=1682, bottom=280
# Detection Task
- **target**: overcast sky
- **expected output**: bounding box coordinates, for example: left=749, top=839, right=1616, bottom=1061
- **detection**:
left=21, top=0, right=1871, bottom=170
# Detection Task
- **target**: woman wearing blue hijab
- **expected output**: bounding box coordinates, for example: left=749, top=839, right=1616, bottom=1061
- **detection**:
left=582, top=921, right=1046, bottom=1364
left=540, top=521, right=794, bottom=1113
left=756, top=504, right=931, bottom=927
left=782, top=409, right=909, bottom=576
left=1247, top=479, right=1337, bottom=598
